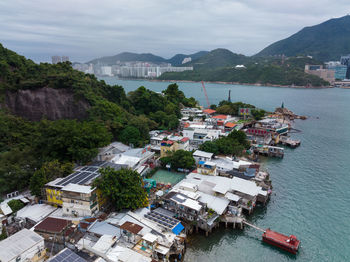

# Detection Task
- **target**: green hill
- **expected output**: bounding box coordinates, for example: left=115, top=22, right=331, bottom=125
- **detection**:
left=159, top=49, right=328, bottom=87
left=87, top=51, right=208, bottom=66
left=167, top=51, right=209, bottom=66
left=256, top=15, right=350, bottom=61
left=186, top=48, right=249, bottom=69
left=0, top=43, right=197, bottom=194
left=87, top=52, right=167, bottom=65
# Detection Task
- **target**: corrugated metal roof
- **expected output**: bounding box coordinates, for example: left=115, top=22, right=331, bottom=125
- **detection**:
left=0, top=202, right=12, bottom=216
left=88, top=221, right=120, bottom=237
left=0, top=229, right=43, bottom=262
left=35, top=217, right=71, bottom=233
left=120, top=221, right=143, bottom=234
left=193, top=150, right=213, bottom=159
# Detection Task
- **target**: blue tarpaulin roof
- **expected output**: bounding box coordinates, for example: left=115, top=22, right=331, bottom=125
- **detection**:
left=244, top=168, right=256, bottom=177
left=198, top=160, right=205, bottom=165
left=172, top=223, right=184, bottom=235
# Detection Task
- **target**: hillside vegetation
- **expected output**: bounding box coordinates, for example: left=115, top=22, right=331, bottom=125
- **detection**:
left=87, top=51, right=208, bottom=66
left=160, top=50, right=329, bottom=86
left=256, top=15, right=350, bottom=61
left=0, top=43, right=196, bottom=194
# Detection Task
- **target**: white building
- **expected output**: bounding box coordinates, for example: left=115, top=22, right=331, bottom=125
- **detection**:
left=193, top=150, right=213, bottom=164
left=61, top=184, right=98, bottom=217
left=0, top=229, right=46, bottom=262
left=96, top=142, right=131, bottom=161
left=112, top=147, right=155, bottom=175
left=212, top=157, right=252, bottom=174
left=101, top=66, right=113, bottom=76
left=182, top=57, right=192, bottom=64
left=183, top=128, right=221, bottom=149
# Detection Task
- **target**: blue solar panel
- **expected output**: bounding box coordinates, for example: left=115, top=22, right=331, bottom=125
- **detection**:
left=49, top=248, right=87, bottom=262
left=57, top=172, right=81, bottom=186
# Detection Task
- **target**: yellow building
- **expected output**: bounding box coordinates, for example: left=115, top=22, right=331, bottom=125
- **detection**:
left=197, top=161, right=217, bottom=176
left=44, top=163, right=105, bottom=208
left=160, top=140, right=178, bottom=158
left=45, top=183, right=63, bottom=207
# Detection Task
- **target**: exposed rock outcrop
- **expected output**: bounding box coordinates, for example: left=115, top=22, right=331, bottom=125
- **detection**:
left=4, top=87, right=91, bottom=121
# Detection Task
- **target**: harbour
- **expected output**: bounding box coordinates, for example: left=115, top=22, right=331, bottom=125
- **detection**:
left=101, top=78, right=350, bottom=262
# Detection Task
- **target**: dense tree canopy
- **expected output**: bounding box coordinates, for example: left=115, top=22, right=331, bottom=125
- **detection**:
left=159, top=52, right=329, bottom=87
left=30, top=160, right=74, bottom=197
left=93, top=167, right=148, bottom=211
left=0, top=43, right=199, bottom=195
left=199, top=130, right=250, bottom=156
left=160, top=150, right=195, bottom=170
left=251, top=109, right=266, bottom=120
left=216, top=101, right=256, bottom=116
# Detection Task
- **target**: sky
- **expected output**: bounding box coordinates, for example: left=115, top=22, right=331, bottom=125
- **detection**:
left=1, top=0, right=349, bottom=63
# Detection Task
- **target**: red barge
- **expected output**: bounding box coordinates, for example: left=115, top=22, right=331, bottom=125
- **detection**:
left=262, top=228, right=300, bottom=254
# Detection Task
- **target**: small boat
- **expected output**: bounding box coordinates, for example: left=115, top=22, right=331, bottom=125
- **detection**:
left=262, top=229, right=300, bottom=254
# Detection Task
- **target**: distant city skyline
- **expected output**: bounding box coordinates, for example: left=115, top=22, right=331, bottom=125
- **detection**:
left=1, top=0, right=349, bottom=63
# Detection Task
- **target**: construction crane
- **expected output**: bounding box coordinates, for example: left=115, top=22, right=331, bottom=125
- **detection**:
left=201, top=81, right=210, bottom=108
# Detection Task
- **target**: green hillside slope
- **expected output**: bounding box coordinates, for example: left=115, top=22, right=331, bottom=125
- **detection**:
left=256, top=15, right=350, bottom=61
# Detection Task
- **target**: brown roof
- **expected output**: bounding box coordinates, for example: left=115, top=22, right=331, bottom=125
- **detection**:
left=35, top=217, right=71, bottom=233
left=120, top=221, right=143, bottom=234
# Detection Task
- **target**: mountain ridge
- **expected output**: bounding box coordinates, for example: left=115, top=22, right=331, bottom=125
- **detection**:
left=86, top=51, right=209, bottom=66
left=256, top=15, right=350, bottom=61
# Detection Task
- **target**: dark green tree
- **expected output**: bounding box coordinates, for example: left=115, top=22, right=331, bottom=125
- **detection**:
left=8, top=199, right=24, bottom=213
left=93, top=167, right=148, bottom=210
left=35, top=120, right=112, bottom=164
left=29, top=160, right=73, bottom=197
left=251, top=109, right=266, bottom=120
left=199, top=141, right=219, bottom=154
left=170, top=150, right=195, bottom=170
left=119, top=125, right=142, bottom=147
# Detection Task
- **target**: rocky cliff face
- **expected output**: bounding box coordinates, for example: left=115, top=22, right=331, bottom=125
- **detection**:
left=4, top=87, right=91, bottom=121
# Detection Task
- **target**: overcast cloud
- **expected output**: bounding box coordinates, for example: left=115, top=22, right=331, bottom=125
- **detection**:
left=0, top=0, right=349, bottom=62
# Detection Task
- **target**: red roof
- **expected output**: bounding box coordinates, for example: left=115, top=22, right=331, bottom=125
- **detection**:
left=217, top=120, right=224, bottom=126
left=80, top=222, right=90, bottom=230
left=35, top=217, right=71, bottom=233
left=180, top=137, right=190, bottom=143
left=203, top=109, right=216, bottom=114
left=84, top=217, right=97, bottom=223
left=161, top=140, right=174, bottom=145
left=120, top=221, right=143, bottom=234
left=184, top=122, right=190, bottom=128
left=212, top=115, right=228, bottom=120
left=225, top=122, right=236, bottom=128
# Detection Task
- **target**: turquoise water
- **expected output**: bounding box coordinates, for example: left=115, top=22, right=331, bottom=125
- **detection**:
left=151, top=170, right=186, bottom=185
left=101, top=77, right=350, bottom=261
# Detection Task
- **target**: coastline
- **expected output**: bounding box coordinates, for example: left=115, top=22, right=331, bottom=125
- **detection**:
left=150, top=79, right=332, bottom=89
left=114, top=77, right=333, bottom=89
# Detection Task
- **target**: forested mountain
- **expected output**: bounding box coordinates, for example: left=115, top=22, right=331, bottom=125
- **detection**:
left=87, top=52, right=166, bottom=65
left=159, top=49, right=329, bottom=87
left=167, top=51, right=209, bottom=66
left=0, top=43, right=196, bottom=194
left=256, top=15, right=350, bottom=61
left=184, top=48, right=249, bottom=70
left=87, top=51, right=208, bottom=66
